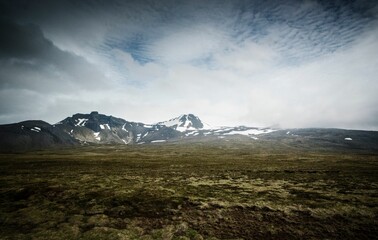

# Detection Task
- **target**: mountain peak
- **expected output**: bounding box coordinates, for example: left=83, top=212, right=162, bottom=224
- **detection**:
left=90, top=111, right=99, bottom=115
left=179, top=113, right=197, bottom=119
left=159, top=114, right=204, bottom=132
left=59, top=112, right=127, bottom=133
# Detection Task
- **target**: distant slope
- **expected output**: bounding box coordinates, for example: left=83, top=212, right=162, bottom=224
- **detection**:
left=260, top=128, right=378, bottom=152
left=0, top=120, right=78, bottom=152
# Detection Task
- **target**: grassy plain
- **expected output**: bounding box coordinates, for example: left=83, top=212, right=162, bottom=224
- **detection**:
left=0, top=141, right=377, bottom=239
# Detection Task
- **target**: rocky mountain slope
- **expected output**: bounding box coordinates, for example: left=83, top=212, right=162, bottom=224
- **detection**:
left=55, top=111, right=180, bottom=145
left=1, top=111, right=378, bottom=152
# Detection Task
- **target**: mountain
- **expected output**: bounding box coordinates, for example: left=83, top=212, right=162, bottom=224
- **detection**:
left=55, top=111, right=180, bottom=145
left=157, top=114, right=204, bottom=132
left=1, top=111, right=378, bottom=153
left=0, top=120, right=77, bottom=152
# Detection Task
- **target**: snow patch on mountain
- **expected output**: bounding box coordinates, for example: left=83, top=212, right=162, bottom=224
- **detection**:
left=186, top=131, right=199, bottom=136
left=93, top=132, right=101, bottom=141
left=75, top=118, right=88, bottom=127
left=100, top=124, right=110, bottom=130
left=136, top=133, right=142, bottom=142
left=224, top=128, right=276, bottom=136
left=159, top=116, right=182, bottom=127
left=31, top=127, right=41, bottom=132
left=202, top=122, right=220, bottom=130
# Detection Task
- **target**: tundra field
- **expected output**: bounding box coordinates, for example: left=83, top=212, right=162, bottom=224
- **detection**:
left=1, top=141, right=377, bottom=239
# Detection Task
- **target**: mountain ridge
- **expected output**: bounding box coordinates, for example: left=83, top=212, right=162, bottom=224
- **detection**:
left=1, top=111, right=378, bottom=153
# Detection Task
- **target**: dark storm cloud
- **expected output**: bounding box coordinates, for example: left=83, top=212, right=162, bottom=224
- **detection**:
left=0, top=18, right=50, bottom=59
left=0, top=17, right=109, bottom=92
left=0, top=16, right=112, bottom=123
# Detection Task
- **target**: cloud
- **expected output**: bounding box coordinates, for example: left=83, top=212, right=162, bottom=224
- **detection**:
left=149, top=24, right=228, bottom=64
left=0, top=18, right=110, bottom=91
left=242, top=26, right=378, bottom=129
left=110, top=50, right=167, bottom=86
left=0, top=0, right=377, bottom=130
left=0, top=18, right=115, bottom=122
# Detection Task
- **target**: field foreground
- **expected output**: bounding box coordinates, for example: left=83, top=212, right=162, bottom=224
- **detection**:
left=0, top=143, right=377, bottom=239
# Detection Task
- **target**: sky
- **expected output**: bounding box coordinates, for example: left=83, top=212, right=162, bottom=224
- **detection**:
left=0, top=0, right=378, bottom=130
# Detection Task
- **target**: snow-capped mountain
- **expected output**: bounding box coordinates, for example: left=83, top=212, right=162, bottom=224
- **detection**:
left=1, top=111, right=378, bottom=152
left=55, top=111, right=180, bottom=144
left=157, top=114, right=204, bottom=132
left=0, top=112, right=278, bottom=151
